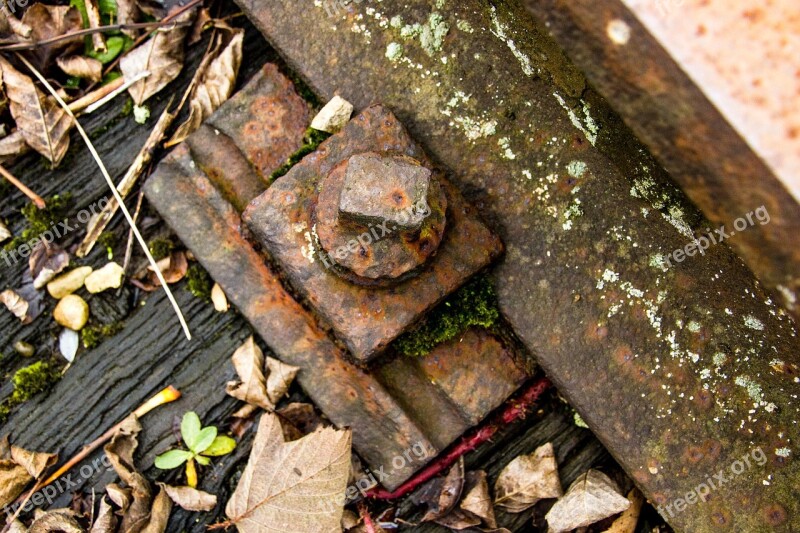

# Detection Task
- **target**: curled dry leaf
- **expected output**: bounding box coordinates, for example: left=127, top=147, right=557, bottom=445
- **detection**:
left=0, top=58, right=73, bottom=166
left=84, top=0, right=108, bottom=54
left=0, top=9, right=32, bottom=39
left=29, top=242, right=70, bottom=289
left=120, top=9, right=195, bottom=105
left=0, top=436, right=57, bottom=508
left=420, top=456, right=465, bottom=523
left=545, top=470, right=631, bottom=533
left=226, top=336, right=300, bottom=416
left=104, top=414, right=170, bottom=533
left=494, top=442, right=562, bottom=513
left=167, top=27, right=244, bottom=146
left=161, top=484, right=217, bottom=512
left=57, top=56, right=104, bottom=82
left=20, top=4, right=83, bottom=71
left=90, top=498, right=118, bottom=533
left=27, top=509, right=83, bottom=533
left=225, top=412, right=352, bottom=533
left=0, top=288, right=31, bottom=323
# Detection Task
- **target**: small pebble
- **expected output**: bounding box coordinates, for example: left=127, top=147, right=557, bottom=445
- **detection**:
left=13, top=340, right=34, bottom=357
left=47, top=266, right=93, bottom=299
left=84, top=262, right=125, bottom=293
left=310, top=95, right=353, bottom=133
left=211, top=283, right=229, bottom=312
left=59, top=328, right=79, bottom=363
left=54, top=294, right=89, bottom=331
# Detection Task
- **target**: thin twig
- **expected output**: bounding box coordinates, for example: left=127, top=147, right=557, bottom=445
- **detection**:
left=366, top=377, right=552, bottom=500
left=0, top=20, right=193, bottom=52
left=0, top=164, right=45, bottom=208
left=67, top=76, right=125, bottom=114
left=123, top=190, right=145, bottom=273
left=81, top=72, right=149, bottom=115
left=2, top=386, right=181, bottom=531
left=17, top=54, right=193, bottom=341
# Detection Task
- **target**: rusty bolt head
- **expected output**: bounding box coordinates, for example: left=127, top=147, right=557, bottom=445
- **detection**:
left=339, top=153, right=432, bottom=231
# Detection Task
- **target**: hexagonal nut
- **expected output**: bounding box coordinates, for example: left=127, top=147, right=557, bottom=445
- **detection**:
left=338, top=153, right=432, bottom=231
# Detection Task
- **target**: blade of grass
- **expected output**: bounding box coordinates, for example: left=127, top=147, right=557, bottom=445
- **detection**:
left=17, top=53, right=192, bottom=340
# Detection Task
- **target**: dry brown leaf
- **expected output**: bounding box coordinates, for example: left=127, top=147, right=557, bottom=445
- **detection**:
left=225, top=412, right=352, bottom=532
left=20, top=4, right=83, bottom=71
left=266, top=354, right=300, bottom=405
left=0, top=437, right=57, bottom=508
left=120, top=9, right=195, bottom=105
left=545, top=470, right=631, bottom=533
left=29, top=242, right=70, bottom=289
left=226, top=336, right=272, bottom=411
left=57, top=56, right=104, bottom=82
left=141, top=251, right=187, bottom=287
left=141, top=484, right=172, bottom=533
left=116, top=0, right=140, bottom=37
left=277, top=402, right=325, bottom=437
left=494, top=442, right=562, bottom=513
left=0, top=130, right=29, bottom=161
left=90, top=498, right=118, bottom=533
left=188, top=8, right=212, bottom=45
left=0, top=288, right=31, bottom=323
left=420, top=457, right=465, bottom=523
left=161, top=484, right=217, bottom=512
left=602, top=488, right=644, bottom=533
left=167, top=28, right=243, bottom=146
left=27, top=509, right=83, bottom=533
left=227, top=336, right=300, bottom=415
left=104, top=415, right=162, bottom=533
left=0, top=58, right=73, bottom=165
left=459, top=471, right=497, bottom=528
left=435, top=508, right=482, bottom=531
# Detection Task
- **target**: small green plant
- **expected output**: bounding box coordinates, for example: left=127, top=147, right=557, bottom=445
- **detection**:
left=155, top=412, right=236, bottom=487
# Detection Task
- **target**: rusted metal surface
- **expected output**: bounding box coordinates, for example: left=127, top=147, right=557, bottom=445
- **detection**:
left=314, top=152, right=447, bottom=284
left=234, top=1, right=800, bottom=530
left=244, top=105, right=503, bottom=362
left=145, top=63, right=526, bottom=491
left=522, top=0, right=800, bottom=322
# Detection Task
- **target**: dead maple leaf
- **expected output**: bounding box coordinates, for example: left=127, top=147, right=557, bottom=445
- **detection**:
left=494, top=442, right=562, bottom=513
left=57, top=56, right=104, bottom=83
left=0, top=436, right=57, bottom=508
left=545, top=469, right=631, bottom=533
left=167, top=27, right=244, bottom=146
left=419, top=457, right=465, bottom=523
left=20, top=4, right=83, bottom=72
left=226, top=336, right=300, bottom=417
left=0, top=288, right=31, bottom=323
left=120, top=9, right=195, bottom=106
left=161, top=483, right=217, bottom=512
left=225, top=412, right=352, bottom=533
left=0, top=57, right=73, bottom=165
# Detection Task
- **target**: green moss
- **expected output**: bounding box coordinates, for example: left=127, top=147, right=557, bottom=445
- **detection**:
left=81, top=322, right=124, bottom=349
left=98, top=231, right=117, bottom=259
left=393, top=275, right=500, bottom=357
left=269, top=128, right=332, bottom=182
left=148, top=237, right=175, bottom=260
left=4, top=194, right=73, bottom=251
left=286, top=71, right=322, bottom=108
left=186, top=264, right=212, bottom=300
left=0, top=362, right=61, bottom=423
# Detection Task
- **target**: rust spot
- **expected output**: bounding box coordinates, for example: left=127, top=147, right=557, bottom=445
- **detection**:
left=685, top=445, right=705, bottom=463
left=762, top=504, right=788, bottom=526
